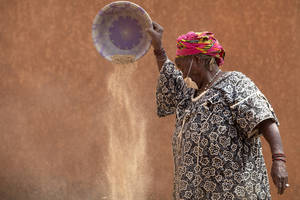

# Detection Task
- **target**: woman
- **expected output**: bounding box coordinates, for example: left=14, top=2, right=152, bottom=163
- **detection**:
left=146, top=22, right=288, bottom=199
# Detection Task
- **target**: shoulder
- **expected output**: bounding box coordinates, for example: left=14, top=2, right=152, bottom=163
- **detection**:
left=214, top=71, right=254, bottom=90
left=224, top=71, right=253, bottom=84
left=213, top=71, right=259, bottom=104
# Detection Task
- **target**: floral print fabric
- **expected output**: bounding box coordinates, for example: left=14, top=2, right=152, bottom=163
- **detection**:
left=156, top=60, right=279, bottom=200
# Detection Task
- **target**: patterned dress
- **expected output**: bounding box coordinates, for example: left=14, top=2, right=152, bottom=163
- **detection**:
left=156, top=60, right=279, bottom=200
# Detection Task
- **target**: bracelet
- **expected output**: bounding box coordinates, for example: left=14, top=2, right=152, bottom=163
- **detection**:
left=154, top=47, right=167, bottom=59
left=272, top=158, right=287, bottom=162
left=272, top=153, right=286, bottom=159
left=154, top=47, right=165, bottom=55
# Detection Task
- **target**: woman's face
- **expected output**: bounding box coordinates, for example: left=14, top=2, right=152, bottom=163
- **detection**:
left=175, top=56, right=193, bottom=78
left=175, top=55, right=206, bottom=79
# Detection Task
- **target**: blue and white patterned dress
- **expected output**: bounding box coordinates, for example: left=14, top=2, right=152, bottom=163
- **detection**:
left=156, top=59, right=279, bottom=200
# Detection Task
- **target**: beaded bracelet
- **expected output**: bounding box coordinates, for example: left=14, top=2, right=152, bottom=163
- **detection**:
left=153, top=47, right=165, bottom=56
left=272, top=153, right=286, bottom=159
left=272, top=153, right=286, bottom=162
left=272, top=158, right=287, bottom=162
left=154, top=47, right=167, bottom=61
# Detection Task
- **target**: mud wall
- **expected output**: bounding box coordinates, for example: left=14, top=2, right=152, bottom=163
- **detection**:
left=0, top=0, right=299, bottom=199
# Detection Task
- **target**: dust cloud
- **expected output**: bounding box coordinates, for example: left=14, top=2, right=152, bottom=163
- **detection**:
left=104, top=61, right=151, bottom=200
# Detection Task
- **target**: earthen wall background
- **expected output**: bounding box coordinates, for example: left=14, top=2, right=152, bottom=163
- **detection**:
left=0, top=0, right=299, bottom=199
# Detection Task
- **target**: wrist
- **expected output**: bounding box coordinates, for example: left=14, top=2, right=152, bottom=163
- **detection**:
left=154, top=47, right=166, bottom=58
left=153, top=45, right=163, bottom=51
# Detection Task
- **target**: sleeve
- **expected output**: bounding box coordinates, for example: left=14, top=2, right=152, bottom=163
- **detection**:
left=230, top=74, right=279, bottom=138
left=156, top=59, right=187, bottom=117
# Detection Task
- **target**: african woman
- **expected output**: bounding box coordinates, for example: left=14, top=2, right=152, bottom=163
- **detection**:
left=147, top=21, right=289, bottom=200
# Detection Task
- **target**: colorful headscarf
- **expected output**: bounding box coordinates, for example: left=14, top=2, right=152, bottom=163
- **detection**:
left=176, top=31, right=225, bottom=66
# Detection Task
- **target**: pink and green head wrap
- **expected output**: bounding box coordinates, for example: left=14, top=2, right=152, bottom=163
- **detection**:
left=176, top=31, right=225, bottom=66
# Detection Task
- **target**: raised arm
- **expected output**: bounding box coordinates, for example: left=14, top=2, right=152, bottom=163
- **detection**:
left=146, top=21, right=167, bottom=71
left=259, top=119, right=289, bottom=195
left=146, top=21, right=187, bottom=117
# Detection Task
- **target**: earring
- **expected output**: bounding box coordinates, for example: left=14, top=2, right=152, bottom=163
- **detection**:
left=209, top=58, right=214, bottom=71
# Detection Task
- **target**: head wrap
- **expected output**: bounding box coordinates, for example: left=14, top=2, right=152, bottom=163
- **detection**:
left=176, top=31, right=225, bottom=66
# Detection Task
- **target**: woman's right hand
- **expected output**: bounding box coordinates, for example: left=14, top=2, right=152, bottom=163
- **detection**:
left=146, top=21, right=164, bottom=50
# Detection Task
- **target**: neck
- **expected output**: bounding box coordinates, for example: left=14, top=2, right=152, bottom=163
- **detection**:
left=192, top=68, right=220, bottom=90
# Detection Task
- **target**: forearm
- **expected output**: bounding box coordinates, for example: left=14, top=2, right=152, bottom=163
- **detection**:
left=153, top=47, right=168, bottom=72
left=260, top=119, right=289, bottom=194
left=260, top=119, right=284, bottom=155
